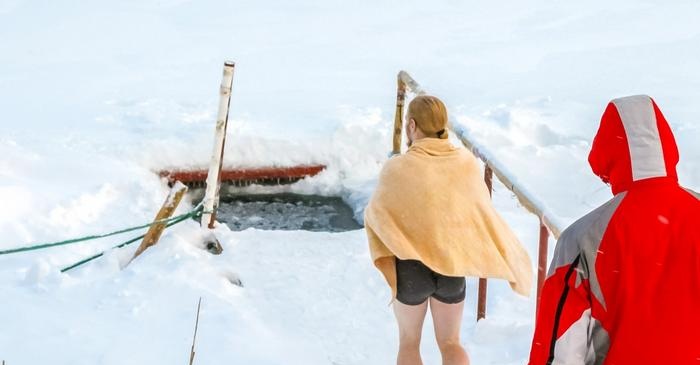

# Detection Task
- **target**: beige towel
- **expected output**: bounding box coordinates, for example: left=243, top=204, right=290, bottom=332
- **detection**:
left=365, top=138, right=532, bottom=298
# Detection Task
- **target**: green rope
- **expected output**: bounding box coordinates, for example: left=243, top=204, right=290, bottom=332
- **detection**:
left=61, top=211, right=200, bottom=273
left=0, top=203, right=204, bottom=256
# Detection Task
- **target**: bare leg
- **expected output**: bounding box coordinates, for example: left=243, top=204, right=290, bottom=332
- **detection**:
left=429, top=298, right=470, bottom=365
left=393, top=299, right=428, bottom=365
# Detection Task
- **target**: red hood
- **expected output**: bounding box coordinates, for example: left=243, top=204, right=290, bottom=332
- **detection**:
left=588, top=95, right=679, bottom=195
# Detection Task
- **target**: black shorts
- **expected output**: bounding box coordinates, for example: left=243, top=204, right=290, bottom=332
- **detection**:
left=395, top=258, right=466, bottom=306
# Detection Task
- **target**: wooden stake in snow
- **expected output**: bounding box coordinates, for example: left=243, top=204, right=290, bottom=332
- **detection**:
left=128, top=182, right=188, bottom=264
left=189, top=297, right=203, bottom=365
left=201, top=61, right=236, bottom=229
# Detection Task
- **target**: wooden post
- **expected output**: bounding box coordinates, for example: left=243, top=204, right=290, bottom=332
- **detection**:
left=484, top=164, right=494, bottom=196
left=129, top=182, right=188, bottom=264
left=202, top=61, right=235, bottom=229
left=477, top=165, right=494, bottom=321
left=392, top=74, right=407, bottom=155
left=536, top=220, right=550, bottom=314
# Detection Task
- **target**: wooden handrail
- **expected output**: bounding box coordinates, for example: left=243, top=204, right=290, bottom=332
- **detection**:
left=397, top=70, right=563, bottom=238
left=395, top=70, right=565, bottom=319
left=449, top=124, right=563, bottom=239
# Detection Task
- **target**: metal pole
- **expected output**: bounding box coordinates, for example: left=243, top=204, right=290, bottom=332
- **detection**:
left=201, top=61, right=235, bottom=228
left=392, top=74, right=407, bottom=155
left=477, top=165, right=494, bottom=321
left=536, top=220, right=549, bottom=313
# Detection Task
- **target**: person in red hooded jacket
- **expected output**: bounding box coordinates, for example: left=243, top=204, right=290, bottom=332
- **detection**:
left=528, top=95, right=700, bottom=365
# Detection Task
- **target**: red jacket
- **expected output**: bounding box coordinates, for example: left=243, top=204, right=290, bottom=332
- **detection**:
left=529, top=95, right=700, bottom=365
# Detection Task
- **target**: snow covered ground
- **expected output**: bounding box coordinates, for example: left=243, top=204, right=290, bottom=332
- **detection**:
left=2, top=0, right=699, bottom=364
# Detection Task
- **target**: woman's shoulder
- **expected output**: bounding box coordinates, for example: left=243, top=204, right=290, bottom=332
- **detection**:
left=454, top=146, right=479, bottom=165
left=380, top=153, right=408, bottom=177
left=386, top=145, right=477, bottom=167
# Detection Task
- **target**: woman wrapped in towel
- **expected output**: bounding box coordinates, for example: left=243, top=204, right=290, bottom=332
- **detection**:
left=365, top=95, right=533, bottom=365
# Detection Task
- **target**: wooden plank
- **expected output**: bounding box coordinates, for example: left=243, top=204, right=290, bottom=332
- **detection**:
left=129, top=182, right=188, bottom=264
left=159, top=165, right=326, bottom=185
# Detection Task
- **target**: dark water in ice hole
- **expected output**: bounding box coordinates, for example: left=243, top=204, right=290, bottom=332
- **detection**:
left=212, top=193, right=362, bottom=232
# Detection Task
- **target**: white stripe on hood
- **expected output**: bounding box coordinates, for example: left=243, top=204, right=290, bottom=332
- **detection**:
left=612, top=95, right=667, bottom=181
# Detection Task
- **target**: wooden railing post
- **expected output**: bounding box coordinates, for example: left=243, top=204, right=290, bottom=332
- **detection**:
left=392, top=74, right=407, bottom=155
left=536, top=220, right=550, bottom=313
left=478, top=165, right=494, bottom=321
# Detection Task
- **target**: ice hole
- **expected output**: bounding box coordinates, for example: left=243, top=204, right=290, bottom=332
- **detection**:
left=196, top=192, right=362, bottom=232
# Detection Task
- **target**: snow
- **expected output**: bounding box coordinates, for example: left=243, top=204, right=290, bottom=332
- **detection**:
left=1, top=189, right=538, bottom=365
left=1, top=0, right=699, bottom=364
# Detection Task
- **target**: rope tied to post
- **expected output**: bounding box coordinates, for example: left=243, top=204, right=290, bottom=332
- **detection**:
left=0, top=203, right=204, bottom=256
left=60, top=208, right=205, bottom=273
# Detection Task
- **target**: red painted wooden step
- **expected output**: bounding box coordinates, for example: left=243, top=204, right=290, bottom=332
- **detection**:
left=159, top=165, right=326, bottom=188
